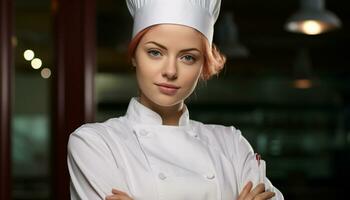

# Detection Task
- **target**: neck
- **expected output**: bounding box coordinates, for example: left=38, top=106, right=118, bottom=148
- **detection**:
left=138, top=95, right=184, bottom=126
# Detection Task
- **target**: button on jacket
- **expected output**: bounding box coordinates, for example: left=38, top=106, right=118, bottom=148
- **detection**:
left=68, top=97, right=284, bottom=200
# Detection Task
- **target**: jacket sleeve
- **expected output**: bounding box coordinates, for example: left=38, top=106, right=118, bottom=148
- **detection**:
left=230, top=127, right=284, bottom=200
left=67, top=125, right=130, bottom=200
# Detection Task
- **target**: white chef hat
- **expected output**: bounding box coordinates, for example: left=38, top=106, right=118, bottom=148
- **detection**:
left=126, top=0, right=222, bottom=44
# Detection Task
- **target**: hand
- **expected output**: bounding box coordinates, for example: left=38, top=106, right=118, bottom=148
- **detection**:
left=105, top=188, right=134, bottom=200
left=238, top=181, right=275, bottom=200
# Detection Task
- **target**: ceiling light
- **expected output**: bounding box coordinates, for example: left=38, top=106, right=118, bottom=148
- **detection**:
left=215, top=11, right=249, bottom=58
left=292, top=48, right=317, bottom=89
left=285, top=0, right=342, bottom=35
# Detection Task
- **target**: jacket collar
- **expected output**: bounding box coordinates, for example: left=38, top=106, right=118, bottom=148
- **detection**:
left=125, top=97, right=190, bottom=126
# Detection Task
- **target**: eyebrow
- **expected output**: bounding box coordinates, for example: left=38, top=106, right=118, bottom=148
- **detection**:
left=145, top=41, right=201, bottom=53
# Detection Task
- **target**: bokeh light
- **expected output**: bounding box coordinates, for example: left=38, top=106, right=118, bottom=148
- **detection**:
left=31, top=58, right=42, bottom=69
left=41, top=68, right=51, bottom=79
left=24, top=50, right=35, bottom=61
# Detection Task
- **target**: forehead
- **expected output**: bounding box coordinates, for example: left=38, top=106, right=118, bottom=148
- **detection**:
left=140, top=24, right=203, bottom=49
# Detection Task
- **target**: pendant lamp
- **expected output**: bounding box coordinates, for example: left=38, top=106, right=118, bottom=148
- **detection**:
left=285, top=0, right=342, bottom=35
left=215, top=12, right=249, bottom=58
left=292, top=48, right=316, bottom=89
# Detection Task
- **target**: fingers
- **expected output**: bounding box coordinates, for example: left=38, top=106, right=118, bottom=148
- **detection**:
left=242, top=183, right=275, bottom=200
left=254, top=191, right=276, bottom=200
left=245, top=183, right=265, bottom=199
left=105, top=188, right=133, bottom=200
left=238, top=181, right=253, bottom=200
left=105, top=194, right=133, bottom=200
left=105, top=195, right=119, bottom=200
left=105, top=195, right=120, bottom=200
left=112, top=188, right=129, bottom=196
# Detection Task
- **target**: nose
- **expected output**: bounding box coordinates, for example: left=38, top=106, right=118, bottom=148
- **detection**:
left=161, top=57, right=178, bottom=80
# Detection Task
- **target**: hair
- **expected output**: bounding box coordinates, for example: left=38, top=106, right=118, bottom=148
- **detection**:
left=127, top=25, right=226, bottom=81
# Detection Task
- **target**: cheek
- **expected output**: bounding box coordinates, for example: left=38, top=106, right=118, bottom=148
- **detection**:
left=136, top=67, right=153, bottom=86
left=181, top=65, right=202, bottom=87
left=135, top=57, right=158, bottom=79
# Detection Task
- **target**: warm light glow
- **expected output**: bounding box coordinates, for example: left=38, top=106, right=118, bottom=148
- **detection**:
left=24, top=50, right=35, bottom=61
left=12, top=36, right=18, bottom=47
left=31, top=58, right=42, bottom=69
left=294, top=79, right=313, bottom=89
left=287, top=22, right=299, bottom=32
left=41, top=68, right=51, bottom=79
left=301, top=20, right=323, bottom=35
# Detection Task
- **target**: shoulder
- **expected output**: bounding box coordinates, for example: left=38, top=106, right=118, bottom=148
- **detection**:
left=191, top=119, right=241, bottom=141
left=190, top=120, right=254, bottom=158
left=71, top=115, right=130, bottom=136
left=68, top=116, right=130, bottom=152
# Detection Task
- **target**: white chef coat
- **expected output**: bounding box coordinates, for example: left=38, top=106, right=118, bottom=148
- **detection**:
left=68, top=97, right=284, bottom=200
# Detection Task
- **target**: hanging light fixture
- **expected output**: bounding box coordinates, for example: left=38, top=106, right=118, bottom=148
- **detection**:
left=292, top=48, right=318, bottom=89
left=215, top=11, right=249, bottom=58
left=285, top=0, right=342, bottom=35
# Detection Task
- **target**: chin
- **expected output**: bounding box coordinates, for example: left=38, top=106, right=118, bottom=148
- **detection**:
left=139, top=85, right=192, bottom=108
left=150, top=94, right=184, bottom=107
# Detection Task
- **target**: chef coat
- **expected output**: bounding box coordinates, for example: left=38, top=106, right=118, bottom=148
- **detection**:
left=68, top=97, right=284, bottom=200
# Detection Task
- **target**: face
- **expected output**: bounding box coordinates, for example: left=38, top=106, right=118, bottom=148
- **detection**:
left=132, top=24, right=204, bottom=108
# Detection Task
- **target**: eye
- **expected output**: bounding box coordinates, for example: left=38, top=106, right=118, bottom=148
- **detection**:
left=147, top=49, right=162, bottom=57
left=181, top=55, right=196, bottom=63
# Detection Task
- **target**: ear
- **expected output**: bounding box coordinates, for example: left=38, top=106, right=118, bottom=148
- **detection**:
left=131, top=58, right=137, bottom=67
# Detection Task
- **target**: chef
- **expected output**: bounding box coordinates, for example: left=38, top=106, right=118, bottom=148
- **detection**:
left=67, top=0, right=284, bottom=200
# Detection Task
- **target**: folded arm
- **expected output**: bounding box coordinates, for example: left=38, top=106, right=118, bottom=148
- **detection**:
left=68, top=126, right=131, bottom=200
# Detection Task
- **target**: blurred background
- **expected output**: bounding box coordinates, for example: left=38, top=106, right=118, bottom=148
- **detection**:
left=1, top=0, right=349, bottom=199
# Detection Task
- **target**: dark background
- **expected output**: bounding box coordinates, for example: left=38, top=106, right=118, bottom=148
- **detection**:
left=9, top=0, right=350, bottom=199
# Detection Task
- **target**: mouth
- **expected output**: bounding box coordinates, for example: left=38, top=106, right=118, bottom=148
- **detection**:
left=155, top=83, right=180, bottom=95
left=155, top=83, right=180, bottom=89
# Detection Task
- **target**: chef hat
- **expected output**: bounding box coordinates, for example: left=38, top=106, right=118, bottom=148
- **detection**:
left=126, top=0, right=222, bottom=44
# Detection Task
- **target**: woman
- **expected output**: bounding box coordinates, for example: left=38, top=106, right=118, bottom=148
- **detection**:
left=67, top=0, right=284, bottom=199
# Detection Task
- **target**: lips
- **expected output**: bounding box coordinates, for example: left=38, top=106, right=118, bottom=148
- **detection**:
left=156, top=83, right=180, bottom=89
left=155, top=83, right=180, bottom=95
